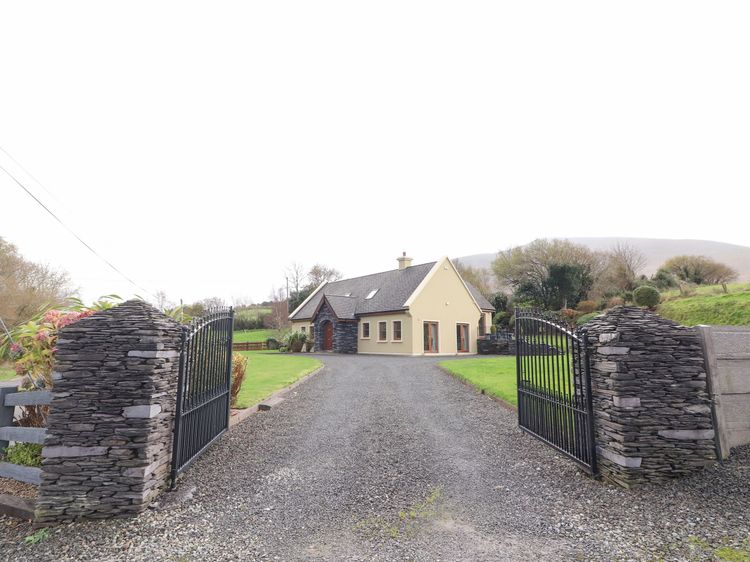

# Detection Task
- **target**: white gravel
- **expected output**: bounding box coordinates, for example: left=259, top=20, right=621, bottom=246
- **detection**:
left=1, top=354, right=748, bottom=561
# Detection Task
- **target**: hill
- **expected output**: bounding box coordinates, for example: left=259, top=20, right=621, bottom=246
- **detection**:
left=457, top=237, right=750, bottom=281
left=657, top=283, right=750, bottom=326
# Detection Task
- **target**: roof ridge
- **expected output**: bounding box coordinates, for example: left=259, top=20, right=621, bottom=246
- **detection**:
left=326, top=261, right=437, bottom=286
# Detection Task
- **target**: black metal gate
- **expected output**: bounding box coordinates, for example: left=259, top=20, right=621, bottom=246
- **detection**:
left=171, top=307, right=234, bottom=485
left=515, top=309, right=597, bottom=474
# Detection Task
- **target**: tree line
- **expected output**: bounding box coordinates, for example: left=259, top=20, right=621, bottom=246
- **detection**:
left=457, top=239, right=739, bottom=328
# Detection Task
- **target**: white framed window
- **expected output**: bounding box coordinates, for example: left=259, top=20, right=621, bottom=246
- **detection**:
left=362, top=322, right=370, bottom=339
left=392, top=320, right=402, bottom=341
left=378, top=321, right=387, bottom=341
left=365, top=289, right=379, bottom=299
left=301, top=326, right=306, bottom=334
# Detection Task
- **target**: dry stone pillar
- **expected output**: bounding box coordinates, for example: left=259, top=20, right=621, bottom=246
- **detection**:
left=585, top=307, right=716, bottom=487
left=35, top=300, right=182, bottom=524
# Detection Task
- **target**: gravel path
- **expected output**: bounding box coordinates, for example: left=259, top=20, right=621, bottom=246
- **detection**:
left=2, top=355, right=749, bottom=561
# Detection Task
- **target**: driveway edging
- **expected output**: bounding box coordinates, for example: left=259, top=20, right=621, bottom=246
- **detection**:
left=229, top=363, right=326, bottom=428
left=436, top=364, right=518, bottom=412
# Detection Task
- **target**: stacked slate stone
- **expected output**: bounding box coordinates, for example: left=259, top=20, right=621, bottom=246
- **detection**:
left=314, top=301, right=358, bottom=354
left=585, top=306, right=716, bottom=488
left=35, top=300, right=182, bottom=524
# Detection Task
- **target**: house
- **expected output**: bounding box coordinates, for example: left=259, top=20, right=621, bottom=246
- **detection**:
left=289, top=254, right=495, bottom=355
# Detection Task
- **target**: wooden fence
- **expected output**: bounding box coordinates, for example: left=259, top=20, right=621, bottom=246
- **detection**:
left=233, top=341, right=268, bottom=351
left=0, top=383, right=49, bottom=486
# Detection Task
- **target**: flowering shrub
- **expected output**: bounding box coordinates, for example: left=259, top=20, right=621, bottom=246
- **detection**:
left=10, top=309, right=96, bottom=389
left=2, top=295, right=122, bottom=427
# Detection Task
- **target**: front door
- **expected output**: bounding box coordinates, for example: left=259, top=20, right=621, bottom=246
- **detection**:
left=423, top=322, right=439, bottom=353
left=323, top=321, right=334, bottom=351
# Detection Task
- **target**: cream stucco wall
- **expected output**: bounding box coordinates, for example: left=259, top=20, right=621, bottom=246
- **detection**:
left=356, top=313, right=412, bottom=354
left=291, top=320, right=313, bottom=335
left=481, top=311, right=493, bottom=335
left=407, top=257, right=483, bottom=355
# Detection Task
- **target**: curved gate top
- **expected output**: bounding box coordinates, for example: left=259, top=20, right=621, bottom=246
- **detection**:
left=171, top=307, right=234, bottom=486
left=515, top=308, right=598, bottom=474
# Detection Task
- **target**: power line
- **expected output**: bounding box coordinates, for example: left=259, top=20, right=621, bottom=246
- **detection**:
left=0, top=145, right=69, bottom=214
left=0, top=158, right=157, bottom=300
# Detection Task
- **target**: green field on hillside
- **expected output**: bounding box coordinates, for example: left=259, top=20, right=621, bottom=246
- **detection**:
left=660, top=282, right=750, bottom=300
left=234, top=329, right=281, bottom=343
left=235, top=307, right=272, bottom=319
left=658, top=291, right=750, bottom=326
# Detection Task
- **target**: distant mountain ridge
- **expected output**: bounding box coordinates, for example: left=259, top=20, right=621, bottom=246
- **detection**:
left=457, top=237, right=750, bottom=281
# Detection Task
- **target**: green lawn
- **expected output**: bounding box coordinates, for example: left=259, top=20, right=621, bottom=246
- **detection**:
left=439, top=357, right=518, bottom=406
left=233, top=329, right=281, bottom=343
left=658, top=290, right=750, bottom=326
left=234, top=351, right=322, bottom=409
left=0, top=363, right=17, bottom=382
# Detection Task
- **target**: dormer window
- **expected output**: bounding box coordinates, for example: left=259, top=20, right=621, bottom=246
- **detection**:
left=365, top=289, right=379, bottom=299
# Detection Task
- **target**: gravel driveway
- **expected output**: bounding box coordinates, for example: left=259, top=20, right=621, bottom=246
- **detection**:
left=2, top=354, right=749, bottom=561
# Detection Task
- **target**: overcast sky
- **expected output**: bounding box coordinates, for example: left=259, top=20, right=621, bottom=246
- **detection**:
left=2, top=1, right=749, bottom=305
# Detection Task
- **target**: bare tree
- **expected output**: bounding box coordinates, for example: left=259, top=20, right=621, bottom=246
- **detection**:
left=264, top=287, right=290, bottom=330
left=231, top=295, right=255, bottom=308
left=0, top=237, right=72, bottom=327
left=663, top=255, right=738, bottom=292
left=454, top=260, right=494, bottom=298
left=492, top=239, right=604, bottom=305
left=605, top=243, right=647, bottom=292
left=285, top=262, right=306, bottom=296
left=153, top=290, right=175, bottom=311
left=307, top=264, right=342, bottom=288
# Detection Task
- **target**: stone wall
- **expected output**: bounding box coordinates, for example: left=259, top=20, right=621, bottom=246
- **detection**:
left=36, top=300, right=182, bottom=524
left=585, top=307, right=716, bottom=487
left=697, top=325, right=750, bottom=459
left=313, top=301, right=357, bottom=354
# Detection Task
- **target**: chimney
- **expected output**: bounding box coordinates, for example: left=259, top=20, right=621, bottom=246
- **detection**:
left=397, top=251, right=413, bottom=270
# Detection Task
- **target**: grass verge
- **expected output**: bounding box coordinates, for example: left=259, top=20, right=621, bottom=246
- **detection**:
left=234, top=351, right=322, bottom=409
left=439, top=356, right=517, bottom=406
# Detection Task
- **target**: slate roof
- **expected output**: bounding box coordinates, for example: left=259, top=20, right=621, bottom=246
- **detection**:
left=290, top=260, right=495, bottom=320
left=320, top=295, right=358, bottom=320
left=466, top=283, right=495, bottom=311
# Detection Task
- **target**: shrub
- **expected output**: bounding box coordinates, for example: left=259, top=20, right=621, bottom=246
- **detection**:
left=3, top=442, right=42, bottom=467
left=560, top=308, right=577, bottom=320
left=607, top=296, right=625, bottom=308
left=266, top=337, right=279, bottom=350
left=633, top=285, right=661, bottom=308
left=576, top=311, right=600, bottom=326
left=284, top=331, right=307, bottom=353
left=493, top=311, right=511, bottom=328
left=576, top=300, right=598, bottom=314
left=229, top=353, right=248, bottom=408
